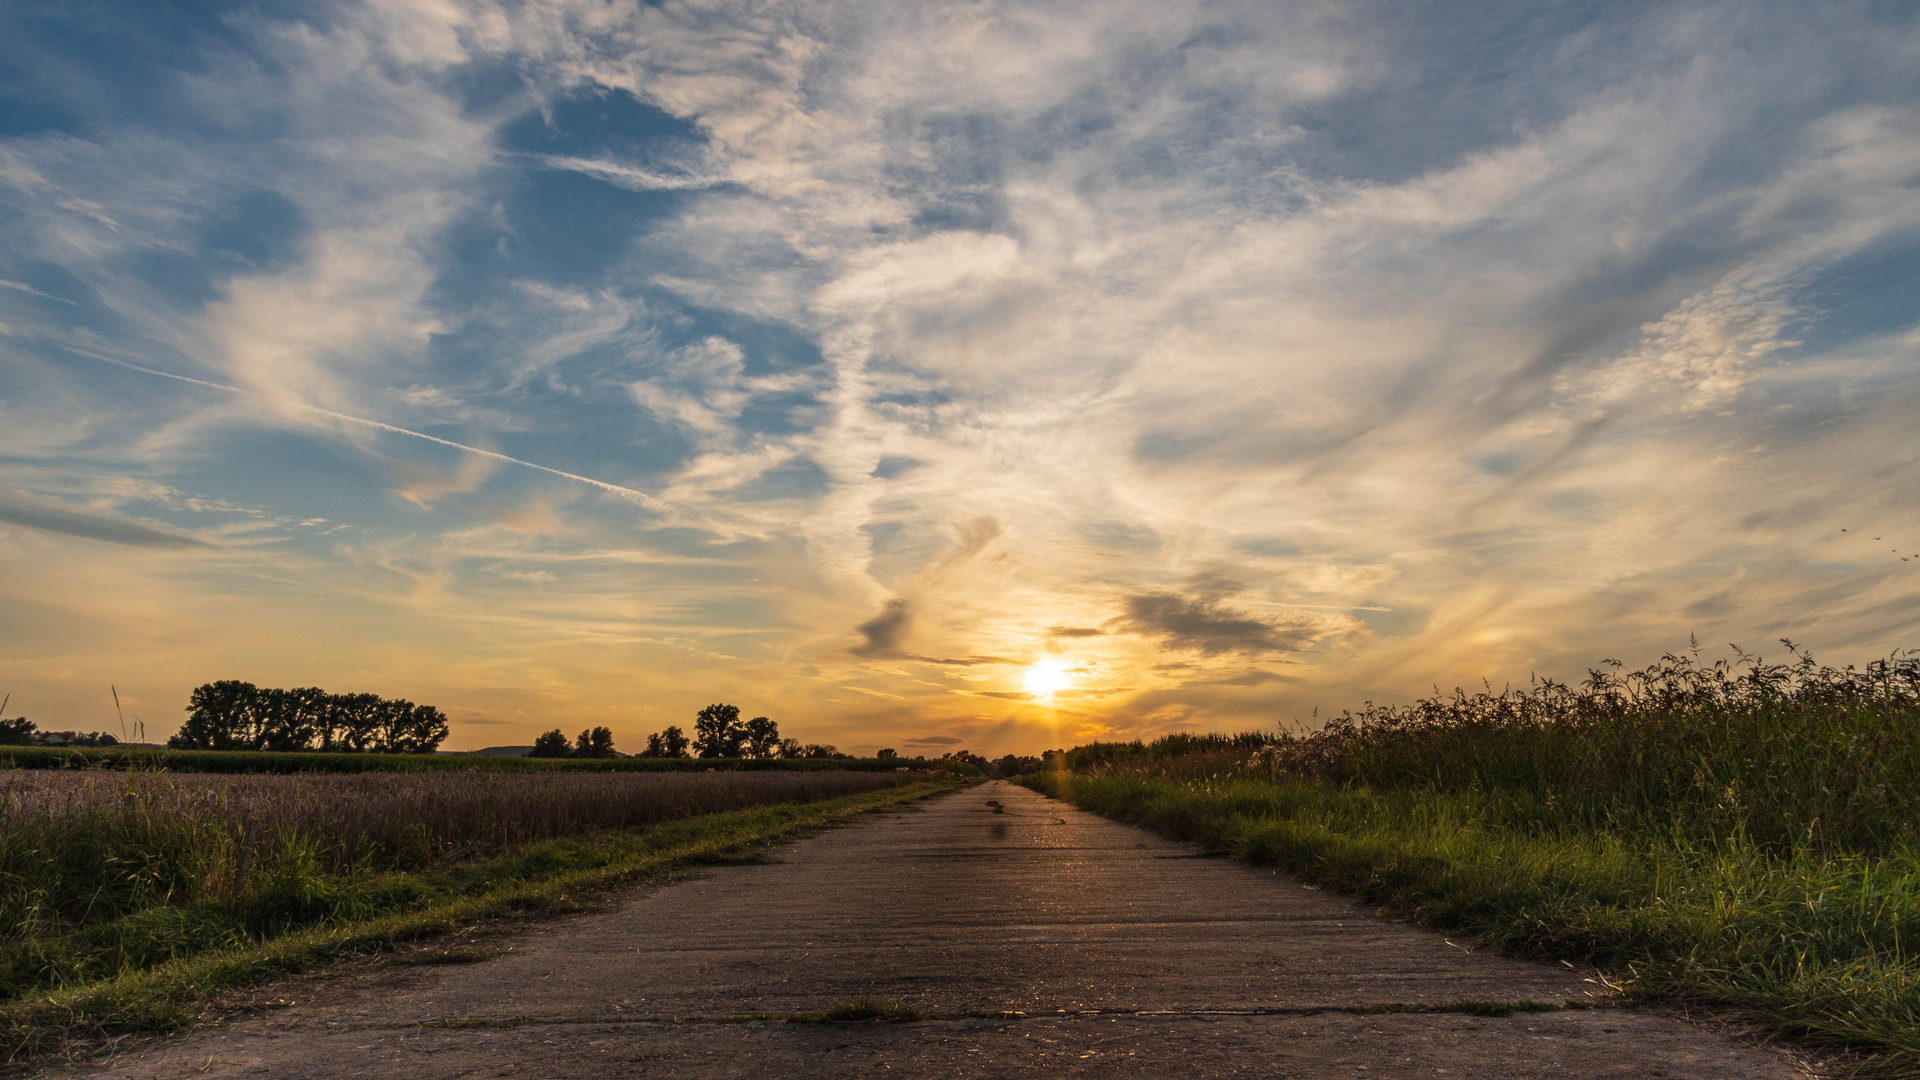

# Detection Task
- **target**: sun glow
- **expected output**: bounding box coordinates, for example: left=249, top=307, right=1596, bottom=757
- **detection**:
left=1024, top=658, right=1073, bottom=698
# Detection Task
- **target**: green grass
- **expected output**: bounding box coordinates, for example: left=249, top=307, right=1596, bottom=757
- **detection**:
left=1018, top=642, right=1920, bottom=1076
left=0, top=778, right=961, bottom=1062
left=1020, top=771, right=1920, bottom=1069
left=0, top=745, right=944, bottom=774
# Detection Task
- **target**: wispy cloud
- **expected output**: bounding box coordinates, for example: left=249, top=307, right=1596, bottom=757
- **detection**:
left=0, top=0, right=1915, bottom=753
left=524, top=154, right=728, bottom=192
left=0, top=279, right=77, bottom=305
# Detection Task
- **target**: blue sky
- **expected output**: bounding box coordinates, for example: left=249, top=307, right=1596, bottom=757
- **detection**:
left=1, top=0, right=1917, bottom=754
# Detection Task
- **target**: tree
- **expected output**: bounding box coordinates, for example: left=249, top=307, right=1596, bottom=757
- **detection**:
left=255, top=686, right=328, bottom=751
left=170, top=680, right=261, bottom=750
left=0, top=717, right=35, bottom=746
left=776, top=738, right=803, bottom=759
left=528, top=729, right=571, bottom=757
left=325, top=692, right=382, bottom=752
left=742, top=716, right=780, bottom=758
left=876, top=748, right=898, bottom=759
left=693, top=703, right=745, bottom=758
left=642, top=726, right=691, bottom=758
left=942, top=749, right=992, bottom=773
left=384, top=702, right=450, bottom=754
left=659, top=725, right=690, bottom=758
left=574, top=726, right=616, bottom=758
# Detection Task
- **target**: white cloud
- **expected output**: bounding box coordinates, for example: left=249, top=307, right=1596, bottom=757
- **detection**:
left=2, top=0, right=1917, bottom=751
left=1580, top=269, right=1802, bottom=411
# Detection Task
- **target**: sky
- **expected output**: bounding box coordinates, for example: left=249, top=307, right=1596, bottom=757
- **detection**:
left=1, top=0, right=1917, bottom=756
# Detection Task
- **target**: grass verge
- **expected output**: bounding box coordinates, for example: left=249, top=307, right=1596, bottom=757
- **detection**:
left=0, top=779, right=959, bottom=1063
left=1019, top=645, right=1920, bottom=1075
left=1017, top=771, right=1916, bottom=1075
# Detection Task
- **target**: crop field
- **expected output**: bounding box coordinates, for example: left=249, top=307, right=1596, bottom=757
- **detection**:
left=1018, top=644, right=1920, bottom=1074
left=0, top=745, right=924, bottom=774
left=0, top=766, right=956, bottom=1059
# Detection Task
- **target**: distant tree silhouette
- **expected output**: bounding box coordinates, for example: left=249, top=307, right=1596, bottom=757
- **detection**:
left=995, top=753, right=1043, bottom=776
left=642, top=725, right=692, bottom=758
left=693, top=703, right=745, bottom=758
left=742, top=716, right=780, bottom=758
left=528, top=729, right=572, bottom=757
left=169, top=681, right=256, bottom=750
left=876, top=747, right=898, bottom=759
left=943, top=749, right=992, bottom=772
left=254, top=686, right=327, bottom=751
left=573, top=726, right=617, bottom=758
left=168, top=682, right=448, bottom=753
left=0, top=717, right=36, bottom=746
left=322, top=692, right=380, bottom=751
left=373, top=700, right=450, bottom=755
left=660, top=724, right=690, bottom=757
left=776, top=737, right=803, bottom=758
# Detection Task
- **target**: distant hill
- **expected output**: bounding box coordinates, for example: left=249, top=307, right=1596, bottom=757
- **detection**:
left=465, top=745, right=533, bottom=757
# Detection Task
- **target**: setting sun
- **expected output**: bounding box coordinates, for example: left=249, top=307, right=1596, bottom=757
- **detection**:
left=1024, top=659, right=1073, bottom=698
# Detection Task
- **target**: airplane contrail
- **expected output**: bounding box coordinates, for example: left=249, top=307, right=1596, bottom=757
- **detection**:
left=61, top=347, right=667, bottom=509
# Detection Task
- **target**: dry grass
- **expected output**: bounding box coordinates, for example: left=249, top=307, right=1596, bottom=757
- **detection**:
left=0, top=769, right=917, bottom=1002
left=0, top=768, right=909, bottom=869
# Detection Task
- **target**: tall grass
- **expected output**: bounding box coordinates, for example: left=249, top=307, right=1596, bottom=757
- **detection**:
left=1065, top=642, right=1920, bottom=851
left=0, top=769, right=913, bottom=1001
left=1021, top=643, right=1920, bottom=1073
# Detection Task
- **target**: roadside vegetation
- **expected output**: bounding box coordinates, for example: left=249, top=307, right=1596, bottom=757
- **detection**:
left=1017, top=642, right=1920, bottom=1074
left=0, top=766, right=965, bottom=1060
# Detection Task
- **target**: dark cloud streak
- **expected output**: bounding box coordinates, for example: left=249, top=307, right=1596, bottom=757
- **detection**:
left=1114, top=581, right=1327, bottom=656
left=853, top=598, right=912, bottom=657
left=0, top=500, right=216, bottom=549
left=851, top=598, right=1008, bottom=666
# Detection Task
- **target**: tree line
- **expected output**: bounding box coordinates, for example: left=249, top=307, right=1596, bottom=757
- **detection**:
left=167, top=681, right=449, bottom=753
left=529, top=725, right=619, bottom=758
left=0, top=715, right=120, bottom=747
left=527, top=704, right=853, bottom=760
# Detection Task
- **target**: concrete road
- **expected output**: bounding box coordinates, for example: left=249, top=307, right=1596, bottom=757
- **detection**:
left=71, top=781, right=1804, bottom=1078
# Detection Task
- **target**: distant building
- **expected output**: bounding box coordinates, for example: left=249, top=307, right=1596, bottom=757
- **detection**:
left=30, top=730, right=118, bottom=747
